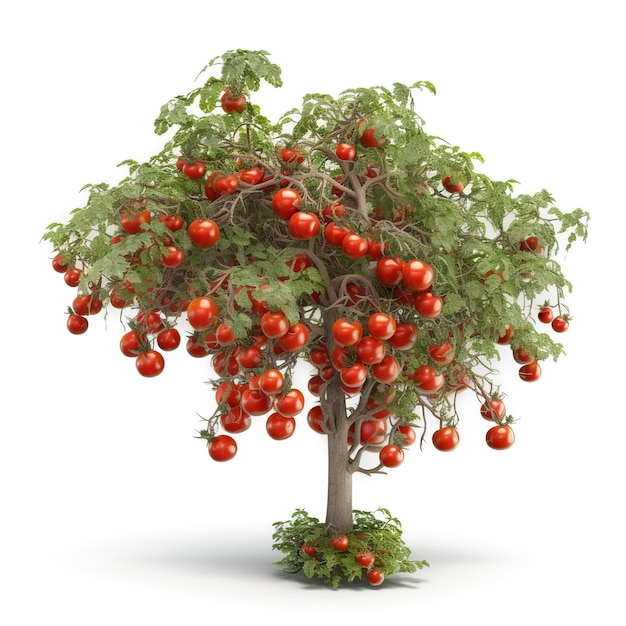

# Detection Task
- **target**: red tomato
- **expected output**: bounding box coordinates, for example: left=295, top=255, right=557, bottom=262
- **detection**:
left=272, top=188, right=302, bottom=219
left=273, top=388, right=304, bottom=417
left=428, top=342, right=454, bottom=364
left=480, top=399, right=507, bottom=421
left=356, top=336, right=386, bottom=364
left=158, top=214, right=185, bottom=231
left=388, top=322, right=418, bottom=350
left=486, top=424, right=515, bottom=450
left=341, top=233, right=369, bottom=258
left=215, top=381, right=243, bottom=407
left=72, top=294, right=103, bottom=316
left=376, top=257, right=405, bottom=286
left=279, top=147, right=304, bottom=164
left=181, top=158, right=206, bottom=180
left=307, top=405, right=326, bottom=433
left=216, top=323, right=236, bottom=345
left=414, top=365, right=444, bottom=394
left=236, top=345, right=263, bottom=370
left=52, top=254, right=69, bottom=273
left=187, top=296, right=218, bottom=330
left=496, top=325, right=514, bottom=344
left=120, top=208, right=151, bottom=234
left=340, top=362, right=368, bottom=388
left=415, top=291, right=443, bottom=317
left=301, top=544, right=317, bottom=557
left=397, top=424, right=417, bottom=446
left=157, top=328, right=181, bottom=351
left=551, top=316, right=569, bottom=333
left=402, top=259, right=434, bottom=292
left=274, top=389, right=305, bottom=417
left=213, top=174, right=239, bottom=195
left=307, top=375, right=323, bottom=397
left=261, top=311, right=290, bottom=339
left=278, top=322, right=310, bottom=352
left=120, top=330, right=143, bottom=357
left=266, top=413, right=296, bottom=440
left=321, top=201, right=346, bottom=222
left=519, top=236, right=540, bottom=252
left=356, top=550, right=376, bottom=569
left=188, top=218, right=220, bottom=247
left=136, top=310, right=164, bottom=333
left=161, top=246, right=185, bottom=268
left=519, top=360, right=542, bottom=382
left=432, top=426, right=460, bottom=451
left=538, top=306, right=554, bottom=323
left=240, top=388, right=272, bottom=416
left=367, top=312, right=397, bottom=340
left=239, top=166, right=265, bottom=185
left=208, top=435, right=237, bottom=461
left=63, top=267, right=82, bottom=287
left=220, top=407, right=252, bottom=433
left=349, top=418, right=388, bottom=446
left=324, top=222, right=351, bottom=247
left=360, top=127, right=385, bottom=148
left=188, top=336, right=210, bottom=358
left=259, top=369, right=285, bottom=395
left=371, top=355, right=401, bottom=384
left=221, top=89, right=246, bottom=114
left=366, top=239, right=384, bottom=261
left=109, top=290, right=131, bottom=309
left=366, top=567, right=385, bottom=586
left=67, top=313, right=88, bottom=335
left=335, top=143, right=356, bottom=161
left=332, top=318, right=363, bottom=347
left=135, top=350, right=165, bottom=377
left=380, top=444, right=404, bottom=467
left=309, top=345, right=330, bottom=367
left=289, top=211, right=321, bottom=239
left=442, top=176, right=464, bottom=193
left=512, top=346, right=535, bottom=365
left=330, top=534, right=349, bottom=551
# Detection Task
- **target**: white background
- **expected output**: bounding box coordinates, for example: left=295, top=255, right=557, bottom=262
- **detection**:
left=1, top=1, right=624, bottom=623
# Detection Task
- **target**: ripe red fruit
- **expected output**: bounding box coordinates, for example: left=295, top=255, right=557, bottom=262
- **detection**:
left=538, top=306, right=554, bottom=323
left=366, top=567, right=385, bottom=586
left=52, top=254, right=69, bottom=273
left=486, top=424, right=515, bottom=450
left=332, top=318, right=363, bottom=347
left=289, top=211, right=321, bottom=239
left=379, top=444, right=404, bottom=467
left=208, top=435, right=237, bottom=461
left=551, top=316, right=569, bottom=333
left=480, top=399, right=507, bottom=421
left=432, top=426, right=460, bottom=451
left=221, top=88, right=246, bottom=114
left=335, top=143, right=356, bottom=161
left=356, top=550, right=376, bottom=569
left=186, top=296, right=219, bottom=330
left=442, top=176, right=464, bottom=193
left=402, top=259, right=434, bottom=292
left=330, top=534, right=349, bottom=551
left=67, top=313, right=89, bottom=335
left=360, top=127, right=385, bottom=148
left=519, top=360, right=542, bottom=382
left=272, top=188, right=302, bottom=219
left=188, top=218, right=220, bottom=247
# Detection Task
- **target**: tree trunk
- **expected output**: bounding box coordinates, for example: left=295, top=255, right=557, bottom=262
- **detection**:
left=322, top=379, right=353, bottom=535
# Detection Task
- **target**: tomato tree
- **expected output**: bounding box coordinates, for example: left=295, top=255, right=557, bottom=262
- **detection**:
left=43, top=49, right=589, bottom=588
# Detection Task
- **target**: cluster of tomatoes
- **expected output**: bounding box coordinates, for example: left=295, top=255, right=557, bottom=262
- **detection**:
left=300, top=534, right=386, bottom=586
